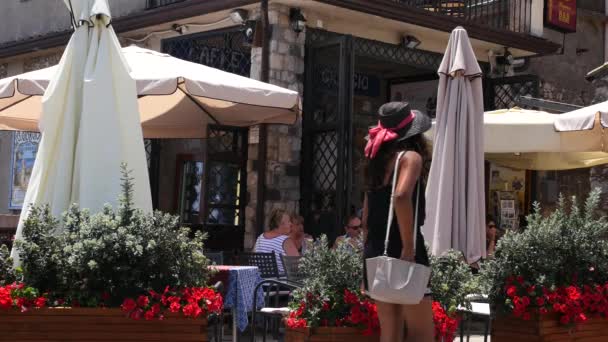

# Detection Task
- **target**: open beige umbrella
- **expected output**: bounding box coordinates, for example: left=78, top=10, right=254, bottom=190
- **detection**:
left=554, top=100, right=608, bottom=152
left=424, top=27, right=486, bottom=264
left=0, top=46, right=300, bottom=138
left=424, top=108, right=608, bottom=170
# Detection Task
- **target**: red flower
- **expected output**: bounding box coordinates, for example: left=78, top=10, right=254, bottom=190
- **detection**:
left=101, top=292, right=111, bottom=301
left=129, top=308, right=143, bottom=320
left=322, top=301, right=330, bottom=311
left=144, top=309, right=156, bottom=321
left=516, top=276, right=525, bottom=284
left=560, top=315, right=570, bottom=325
left=527, top=286, right=536, bottom=296
left=136, top=295, right=149, bottom=308
left=151, top=303, right=161, bottom=314
left=169, top=302, right=181, bottom=313
left=506, top=285, right=517, bottom=298
left=34, top=297, right=46, bottom=308
left=344, top=289, right=359, bottom=305
left=536, top=297, right=545, bottom=306
left=286, top=318, right=307, bottom=328
left=182, top=303, right=202, bottom=318
left=121, top=298, right=137, bottom=313
left=0, top=287, right=12, bottom=309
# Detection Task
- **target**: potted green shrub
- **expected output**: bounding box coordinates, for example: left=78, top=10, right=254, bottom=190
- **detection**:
left=285, top=235, right=380, bottom=342
left=430, top=249, right=480, bottom=341
left=0, top=166, right=221, bottom=342
left=481, top=190, right=608, bottom=341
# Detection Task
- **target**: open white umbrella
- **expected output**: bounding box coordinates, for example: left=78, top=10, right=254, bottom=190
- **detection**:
left=424, top=27, right=486, bottom=263
left=0, top=46, right=300, bottom=138
left=425, top=108, right=608, bottom=170
left=554, top=100, right=608, bottom=152
left=11, top=0, right=151, bottom=260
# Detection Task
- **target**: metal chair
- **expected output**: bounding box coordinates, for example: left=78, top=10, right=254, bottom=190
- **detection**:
left=238, top=252, right=280, bottom=279
left=458, top=294, right=491, bottom=342
left=250, top=278, right=298, bottom=342
left=280, top=255, right=304, bottom=285
left=205, top=251, right=224, bottom=265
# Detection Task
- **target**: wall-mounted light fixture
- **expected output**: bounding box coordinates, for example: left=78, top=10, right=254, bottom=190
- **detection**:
left=230, top=9, right=249, bottom=25
left=402, top=35, right=421, bottom=49
left=289, top=8, right=307, bottom=34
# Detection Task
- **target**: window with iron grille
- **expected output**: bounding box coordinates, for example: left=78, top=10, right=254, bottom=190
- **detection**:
left=160, top=28, right=251, bottom=251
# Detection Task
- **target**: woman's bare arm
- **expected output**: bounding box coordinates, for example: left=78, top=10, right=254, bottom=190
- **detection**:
left=393, top=151, right=422, bottom=261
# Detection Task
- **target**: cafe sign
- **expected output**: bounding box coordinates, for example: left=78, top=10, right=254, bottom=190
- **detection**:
left=545, top=0, right=577, bottom=33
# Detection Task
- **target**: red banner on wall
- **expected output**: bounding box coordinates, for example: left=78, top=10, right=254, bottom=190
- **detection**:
left=545, top=0, right=577, bottom=33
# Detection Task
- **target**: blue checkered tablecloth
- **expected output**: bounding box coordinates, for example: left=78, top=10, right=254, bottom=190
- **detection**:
left=220, top=266, right=265, bottom=332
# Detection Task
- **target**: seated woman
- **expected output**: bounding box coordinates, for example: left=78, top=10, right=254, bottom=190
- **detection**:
left=254, top=209, right=300, bottom=275
left=290, top=215, right=313, bottom=254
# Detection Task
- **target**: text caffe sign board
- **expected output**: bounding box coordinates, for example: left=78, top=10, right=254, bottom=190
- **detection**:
left=545, top=0, right=577, bottom=33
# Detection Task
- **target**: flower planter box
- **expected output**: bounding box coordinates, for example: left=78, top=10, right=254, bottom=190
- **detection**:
left=285, top=327, right=379, bottom=342
left=492, top=313, right=608, bottom=342
left=0, top=307, right=209, bottom=341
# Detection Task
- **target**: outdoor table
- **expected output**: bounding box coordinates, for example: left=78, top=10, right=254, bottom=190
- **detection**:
left=209, top=265, right=264, bottom=342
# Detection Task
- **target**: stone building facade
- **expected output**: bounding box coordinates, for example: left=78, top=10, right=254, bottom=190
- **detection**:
left=1, top=0, right=598, bottom=248
left=245, top=4, right=305, bottom=248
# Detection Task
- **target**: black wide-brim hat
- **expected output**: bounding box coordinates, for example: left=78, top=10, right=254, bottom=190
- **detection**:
left=366, top=102, right=432, bottom=141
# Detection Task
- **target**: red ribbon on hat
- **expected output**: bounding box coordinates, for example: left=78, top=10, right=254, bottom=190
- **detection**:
left=364, top=112, right=416, bottom=159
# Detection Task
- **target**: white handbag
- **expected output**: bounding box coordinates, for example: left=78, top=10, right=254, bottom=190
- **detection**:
left=365, top=151, right=431, bottom=305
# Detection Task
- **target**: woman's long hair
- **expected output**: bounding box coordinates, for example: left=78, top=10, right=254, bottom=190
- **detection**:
left=365, top=134, right=430, bottom=190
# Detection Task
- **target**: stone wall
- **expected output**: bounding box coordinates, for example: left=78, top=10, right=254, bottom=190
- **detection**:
left=244, top=4, right=304, bottom=249
left=23, top=52, right=63, bottom=72
left=528, top=13, right=604, bottom=107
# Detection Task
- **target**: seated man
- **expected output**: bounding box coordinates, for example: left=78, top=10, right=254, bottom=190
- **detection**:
left=333, top=214, right=363, bottom=251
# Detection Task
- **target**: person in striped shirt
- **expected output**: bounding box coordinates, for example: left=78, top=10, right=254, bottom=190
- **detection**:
left=254, top=209, right=300, bottom=274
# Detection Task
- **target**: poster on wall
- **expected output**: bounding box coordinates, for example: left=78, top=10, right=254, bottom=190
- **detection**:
left=488, top=163, right=526, bottom=230
left=389, top=79, right=438, bottom=118
left=9, top=132, right=41, bottom=209
left=545, top=0, right=577, bottom=33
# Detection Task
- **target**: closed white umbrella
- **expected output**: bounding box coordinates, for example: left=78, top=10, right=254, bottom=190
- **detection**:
left=424, top=27, right=486, bottom=263
left=0, top=46, right=300, bottom=138
left=11, top=0, right=151, bottom=260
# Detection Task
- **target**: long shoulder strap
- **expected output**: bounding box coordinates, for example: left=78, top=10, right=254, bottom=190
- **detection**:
left=383, top=151, right=421, bottom=256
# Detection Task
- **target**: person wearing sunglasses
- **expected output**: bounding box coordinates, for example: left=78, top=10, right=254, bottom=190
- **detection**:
left=333, top=214, right=363, bottom=251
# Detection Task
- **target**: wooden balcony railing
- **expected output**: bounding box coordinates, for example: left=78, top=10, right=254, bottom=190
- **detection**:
left=396, top=0, right=533, bottom=34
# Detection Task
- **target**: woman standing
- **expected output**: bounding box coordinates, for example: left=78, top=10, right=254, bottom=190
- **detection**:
left=362, top=102, right=434, bottom=341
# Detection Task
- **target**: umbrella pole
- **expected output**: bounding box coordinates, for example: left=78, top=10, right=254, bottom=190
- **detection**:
left=255, top=0, right=270, bottom=236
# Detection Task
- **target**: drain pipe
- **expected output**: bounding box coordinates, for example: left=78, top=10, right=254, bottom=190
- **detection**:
left=605, top=0, right=608, bottom=61
left=255, top=0, right=270, bottom=237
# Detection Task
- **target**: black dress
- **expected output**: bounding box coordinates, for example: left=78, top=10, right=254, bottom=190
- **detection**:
left=364, top=182, right=430, bottom=290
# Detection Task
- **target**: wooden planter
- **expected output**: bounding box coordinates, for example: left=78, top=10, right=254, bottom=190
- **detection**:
left=492, top=313, right=608, bottom=341
left=0, top=307, right=209, bottom=341
left=285, top=327, right=379, bottom=342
